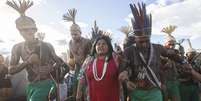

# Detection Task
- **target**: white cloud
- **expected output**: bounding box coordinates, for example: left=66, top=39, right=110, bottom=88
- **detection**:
left=127, top=0, right=201, bottom=36
left=36, top=24, right=69, bottom=55
left=156, top=0, right=186, bottom=6
left=125, top=0, right=201, bottom=49
left=151, top=0, right=201, bottom=39
left=33, top=0, right=47, bottom=5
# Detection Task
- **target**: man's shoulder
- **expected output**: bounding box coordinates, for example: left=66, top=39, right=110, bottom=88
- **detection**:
left=81, top=37, right=91, bottom=43
left=12, top=42, right=24, bottom=50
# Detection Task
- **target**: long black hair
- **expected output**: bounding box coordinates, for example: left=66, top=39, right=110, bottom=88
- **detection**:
left=90, top=35, right=113, bottom=62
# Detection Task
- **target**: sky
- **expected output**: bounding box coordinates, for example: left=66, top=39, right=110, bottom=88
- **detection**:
left=0, top=0, right=201, bottom=57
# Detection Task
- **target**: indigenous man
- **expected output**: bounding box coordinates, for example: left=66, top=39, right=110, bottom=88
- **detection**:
left=63, top=8, right=91, bottom=70
left=63, top=8, right=91, bottom=100
left=118, top=2, right=186, bottom=101
left=6, top=0, right=68, bottom=101
left=161, top=25, right=181, bottom=101
left=179, top=39, right=201, bottom=101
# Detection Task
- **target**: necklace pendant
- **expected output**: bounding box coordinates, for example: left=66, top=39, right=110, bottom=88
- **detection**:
left=92, top=58, right=108, bottom=81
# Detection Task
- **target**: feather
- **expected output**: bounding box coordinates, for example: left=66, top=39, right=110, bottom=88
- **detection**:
left=187, top=38, right=193, bottom=49
left=161, top=25, right=177, bottom=36
left=102, top=31, right=111, bottom=37
left=90, top=21, right=111, bottom=42
left=6, top=0, right=33, bottom=16
left=119, top=26, right=133, bottom=37
left=63, top=8, right=77, bottom=24
left=129, top=2, right=152, bottom=36
left=91, top=20, right=101, bottom=40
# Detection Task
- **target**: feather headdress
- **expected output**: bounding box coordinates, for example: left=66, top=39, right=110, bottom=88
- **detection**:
left=161, top=25, right=177, bottom=43
left=6, top=0, right=36, bottom=30
left=91, top=20, right=101, bottom=41
left=186, top=39, right=196, bottom=53
left=119, top=26, right=133, bottom=38
left=63, top=8, right=81, bottom=33
left=91, top=20, right=111, bottom=42
left=130, top=2, right=152, bottom=37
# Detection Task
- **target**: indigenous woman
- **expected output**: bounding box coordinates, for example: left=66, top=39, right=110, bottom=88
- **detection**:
left=77, top=35, right=121, bottom=101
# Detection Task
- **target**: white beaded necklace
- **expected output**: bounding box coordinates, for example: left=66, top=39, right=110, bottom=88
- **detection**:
left=92, top=57, right=108, bottom=81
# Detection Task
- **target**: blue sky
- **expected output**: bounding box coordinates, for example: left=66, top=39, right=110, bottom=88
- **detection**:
left=0, top=0, right=201, bottom=57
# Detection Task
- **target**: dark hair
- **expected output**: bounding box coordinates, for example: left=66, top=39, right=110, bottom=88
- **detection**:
left=90, top=36, right=113, bottom=62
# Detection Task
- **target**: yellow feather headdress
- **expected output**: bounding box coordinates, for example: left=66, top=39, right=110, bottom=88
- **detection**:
left=119, top=26, right=133, bottom=37
left=161, top=25, right=177, bottom=43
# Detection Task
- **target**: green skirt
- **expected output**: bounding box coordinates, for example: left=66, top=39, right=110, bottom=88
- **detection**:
left=26, top=80, right=56, bottom=101
left=165, top=80, right=181, bottom=101
left=180, top=83, right=199, bottom=101
left=129, top=87, right=163, bottom=101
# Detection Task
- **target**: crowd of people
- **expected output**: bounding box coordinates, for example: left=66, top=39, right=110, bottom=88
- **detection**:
left=0, top=0, right=201, bottom=101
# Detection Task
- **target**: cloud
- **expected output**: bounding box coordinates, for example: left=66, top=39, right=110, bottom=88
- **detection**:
left=156, top=0, right=186, bottom=6
left=33, top=0, right=47, bottom=5
left=127, top=0, right=201, bottom=36
left=0, top=39, right=4, bottom=43
left=36, top=24, right=69, bottom=55
left=0, top=48, right=10, bottom=55
left=151, top=0, right=201, bottom=39
left=125, top=0, right=201, bottom=49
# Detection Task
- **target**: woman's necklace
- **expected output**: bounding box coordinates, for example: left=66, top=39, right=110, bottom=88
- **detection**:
left=92, top=57, right=108, bottom=81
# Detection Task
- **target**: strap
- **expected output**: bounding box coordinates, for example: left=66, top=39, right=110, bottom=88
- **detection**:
left=139, top=52, right=161, bottom=88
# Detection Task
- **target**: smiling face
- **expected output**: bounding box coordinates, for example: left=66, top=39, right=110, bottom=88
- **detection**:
left=95, top=39, right=109, bottom=56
